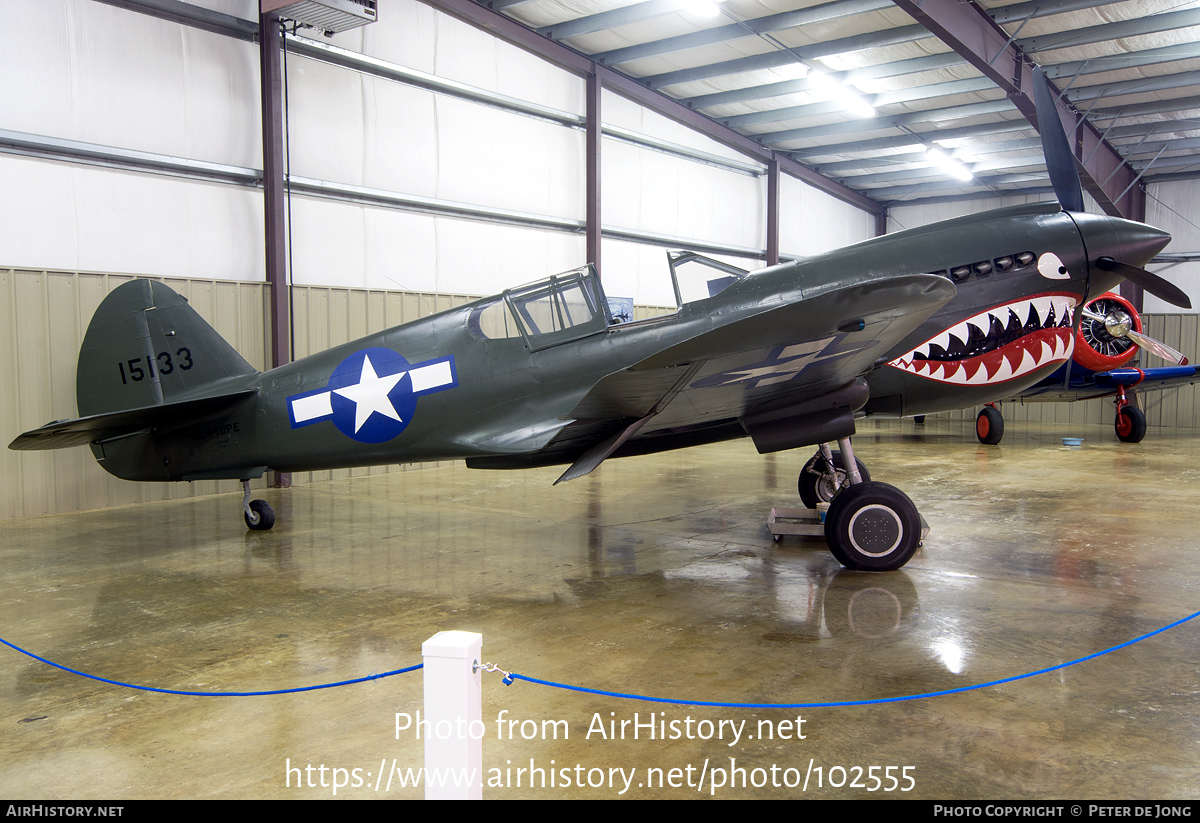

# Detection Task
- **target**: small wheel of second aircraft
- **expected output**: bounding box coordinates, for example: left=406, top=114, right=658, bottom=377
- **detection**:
left=824, top=481, right=921, bottom=572
left=245, top=499, right=275, bottom=531
left=799, top=449, right=870, bottom=509
left=976, top=406, right=1004, bottom=445
left=1115, top=405, right=1147, bottom=443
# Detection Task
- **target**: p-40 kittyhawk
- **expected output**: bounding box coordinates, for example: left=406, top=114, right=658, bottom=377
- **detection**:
left=8, top=71, right=1186, bottom=572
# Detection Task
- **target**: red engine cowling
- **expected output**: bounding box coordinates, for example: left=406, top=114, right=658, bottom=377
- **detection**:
left=1073, top=292, right=1143, bottom=372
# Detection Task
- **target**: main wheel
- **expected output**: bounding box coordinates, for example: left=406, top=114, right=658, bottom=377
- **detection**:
left=824, top=481, right=921, bottom=571
left=245, top=499, right=275, bottom=531
left=1115, top=405, right=1147, bottom=443
left=799, top=449, right=870, bottom=509
left=976, top=406, right=1004, bottom=445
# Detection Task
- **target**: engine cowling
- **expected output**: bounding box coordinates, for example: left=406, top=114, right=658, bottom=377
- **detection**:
left=1073, top=292, right=1142, bottom=372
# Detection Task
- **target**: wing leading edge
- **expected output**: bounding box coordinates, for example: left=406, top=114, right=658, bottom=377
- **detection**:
left=543, top=272, right=957, bottom=480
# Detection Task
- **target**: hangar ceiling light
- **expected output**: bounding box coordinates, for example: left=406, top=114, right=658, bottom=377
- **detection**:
left=467, top=0, right=1200, bottom=212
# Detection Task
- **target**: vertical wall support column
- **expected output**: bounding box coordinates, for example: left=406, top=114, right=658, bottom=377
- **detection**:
left=260, top=10, right=291, bottom=488
left=875, top=209, right=888, bottom=239
left=422, top=631, right=484, bottom=800
left=586, top=68, right=602, bottom=277
left=766, top=157, right=780, bottom=267
left=1119, top=186, right=1147, bottom=313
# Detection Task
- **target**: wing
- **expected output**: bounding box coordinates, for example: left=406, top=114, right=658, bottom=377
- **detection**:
left=1015, top=365, right=1199, bottom=403
left=511, top=272, right=956, bottom=481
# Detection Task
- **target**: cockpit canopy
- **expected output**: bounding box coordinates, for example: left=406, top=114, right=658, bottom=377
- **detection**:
left=468, top=253, right=750, bottom=350
left=469, top=265, right=610, bottom=351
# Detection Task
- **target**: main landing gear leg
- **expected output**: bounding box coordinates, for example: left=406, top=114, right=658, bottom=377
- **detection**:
left=821, top=437, right=923, bottom=571
left=798, top=442, right=871, bottom=509
left=242, top=479, right=275, bottom=531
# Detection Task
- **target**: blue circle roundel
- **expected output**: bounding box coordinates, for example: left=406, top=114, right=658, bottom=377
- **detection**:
left=326, top=348, right=418, bottom=444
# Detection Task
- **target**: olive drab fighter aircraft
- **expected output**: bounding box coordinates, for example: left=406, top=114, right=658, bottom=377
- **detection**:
left=8, top=70, right=1187, bottom=572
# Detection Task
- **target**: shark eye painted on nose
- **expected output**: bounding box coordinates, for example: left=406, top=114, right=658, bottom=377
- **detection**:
left=1037, top=252, right=1070, bottom=280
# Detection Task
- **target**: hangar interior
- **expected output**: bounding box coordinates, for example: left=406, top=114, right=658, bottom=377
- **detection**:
left=3, top=0, right=1200, bottom=799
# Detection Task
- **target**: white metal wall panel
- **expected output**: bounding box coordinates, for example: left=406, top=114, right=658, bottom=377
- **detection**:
left=281, top=64, right=586, bottom=218
left=601, top=88, right=760, bottom=165
left=1146, top=180, right=1200, bottom=315
left=329, top=0, right=585, bottom=115
left=285, top=196, right=586, bottom=293
left=779, top=173, right=876, bottom=258
left=600, top=238, right=762, bottom=308
left=0, top=155, right=264, bottom=280
left=1, top=0, right=261, bottom=167
left=601, top=137, right=763, bottom=249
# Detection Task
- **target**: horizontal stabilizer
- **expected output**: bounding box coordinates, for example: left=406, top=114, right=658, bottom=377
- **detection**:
left=9, top=390, right=256, bottom=451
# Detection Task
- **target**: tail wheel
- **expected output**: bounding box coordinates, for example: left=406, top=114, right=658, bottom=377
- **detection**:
left=1075, top=292, right=1142, bottom=372
left=245, top=499, right=275, bottom=531
left=976, top=406, right=1004, bottom=445
left=1115, top=406, right=1147, bottom=443
left=824, top=481, right=921, bottom=571
left=799, top=449, right=870, bottom=509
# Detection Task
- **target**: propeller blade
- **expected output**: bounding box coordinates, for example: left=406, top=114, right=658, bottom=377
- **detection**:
left=1032, top=67, right=1085, bottom=213
left=1127, top=329, right=1189, bottom=366
left=1094, top=257, right=1192, bottom=310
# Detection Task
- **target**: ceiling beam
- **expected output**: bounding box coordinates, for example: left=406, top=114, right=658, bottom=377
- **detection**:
left=887, top=186, right=1057, bottom=208
left=989, top=0, right=1128, bottom=24
left=758, top=100, right=1017, bottom=145
left=790, top=120, right=1034, bottom=159
left=536, top=0, right=686, bottom=40
left=719, top=76, right=1000, bottom=129
left=593, top=0, right=895, bottom=65
left=642, top=26, right=930, bottom=88
left=421, top=0, right=884, bottom=215
left=681, top=53, right=964, bottom=109
left=93, top=0, right=257, bottom=40
left=890, top=0, right=1140, bottom=218
left=1019, top=8, right=1200, bottom=54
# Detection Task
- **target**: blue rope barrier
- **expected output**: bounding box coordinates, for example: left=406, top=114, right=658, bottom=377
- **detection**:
left=7, top=608, right=1197, bottom=705
left=502, top=609, right=1200, bottom=709
left=0, top=635, right=421, bottom=697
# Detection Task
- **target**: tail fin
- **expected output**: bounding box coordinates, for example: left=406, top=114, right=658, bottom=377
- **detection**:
left=10, top=280, right=261, bottom=481
left=76, top=279, right=257, bottom=417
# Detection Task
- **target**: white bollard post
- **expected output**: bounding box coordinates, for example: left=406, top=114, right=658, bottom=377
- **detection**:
left=421, top=630, right=483, bottom=800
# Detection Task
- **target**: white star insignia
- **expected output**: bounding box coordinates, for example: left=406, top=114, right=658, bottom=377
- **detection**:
left=332, top=354, right=407, bottom=433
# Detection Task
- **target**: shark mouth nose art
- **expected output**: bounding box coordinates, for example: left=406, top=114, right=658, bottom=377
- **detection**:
left=888, top=294, right=1077, bottom=385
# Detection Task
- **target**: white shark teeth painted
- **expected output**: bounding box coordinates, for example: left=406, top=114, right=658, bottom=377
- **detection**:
left=887, top=294, right=1078, bottom=386
left=904, top=295, right=1074, bottom=362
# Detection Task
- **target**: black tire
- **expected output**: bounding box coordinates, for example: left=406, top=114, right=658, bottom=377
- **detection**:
left=913, top=415, right=926, bottom=425
left=798, top=449, right=870, bottom=509
left=1115, top=405, right=1147, bottom=443
left=823, top=481, right=921, bottom=572
left=976, top=406, right=1004, bottom=445
left=245, top=499, right=275, bottom=531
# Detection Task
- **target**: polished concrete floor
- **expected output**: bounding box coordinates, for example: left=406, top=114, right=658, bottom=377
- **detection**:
left=2, top=418, right=1199, bottom=800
